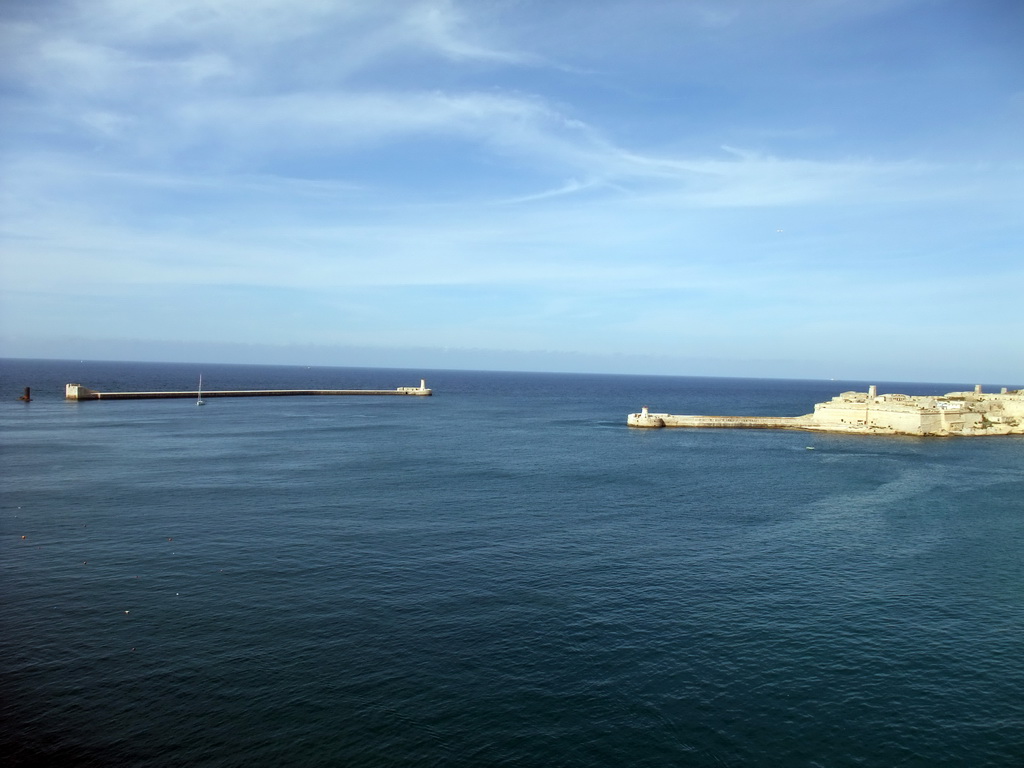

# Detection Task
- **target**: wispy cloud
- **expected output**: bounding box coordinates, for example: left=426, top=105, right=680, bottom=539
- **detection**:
left=1, top=0, right=1021, bottom=379
left=400, top=0, right=544, bottom=65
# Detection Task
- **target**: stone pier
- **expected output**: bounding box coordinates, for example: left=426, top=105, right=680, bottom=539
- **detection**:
left=628, top=406, right=814, bottom=430
left=628, top=386, right=1024, bottom=436
left=66, top=380, right=432, bottom=400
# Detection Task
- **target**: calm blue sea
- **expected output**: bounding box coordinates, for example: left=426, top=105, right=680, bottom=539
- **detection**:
left=2, top=359, right=1022, bottom=767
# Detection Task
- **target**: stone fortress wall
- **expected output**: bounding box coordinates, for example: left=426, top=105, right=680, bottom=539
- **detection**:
left=629, top=385, right=1024, bottom=436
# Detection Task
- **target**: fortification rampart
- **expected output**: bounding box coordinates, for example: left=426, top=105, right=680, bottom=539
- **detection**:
left=629, top=386, right=1024, bottom=437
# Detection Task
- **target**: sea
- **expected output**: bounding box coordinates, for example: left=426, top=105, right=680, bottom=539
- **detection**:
left=2, top=358, right=1022, bottom=767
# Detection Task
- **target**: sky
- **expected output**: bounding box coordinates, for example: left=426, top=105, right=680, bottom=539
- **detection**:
left=1, top=0, right=1022, bottom=383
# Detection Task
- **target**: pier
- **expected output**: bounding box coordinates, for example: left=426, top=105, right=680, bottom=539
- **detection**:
left=628, top=407, right=814, bottom=431
left=627, top=385, right=1024, bottom=436
left=66, top=380, right=432, bottom=401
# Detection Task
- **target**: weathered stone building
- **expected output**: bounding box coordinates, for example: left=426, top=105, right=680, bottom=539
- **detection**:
left=629, top=385, right=1024, bottom=436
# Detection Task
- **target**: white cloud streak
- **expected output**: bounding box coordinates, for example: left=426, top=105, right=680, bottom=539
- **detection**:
left=2, top=0, right=1021, bottom=379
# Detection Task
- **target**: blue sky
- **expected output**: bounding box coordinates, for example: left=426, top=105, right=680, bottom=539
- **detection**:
left=1, top=0, right=1021, bottom=383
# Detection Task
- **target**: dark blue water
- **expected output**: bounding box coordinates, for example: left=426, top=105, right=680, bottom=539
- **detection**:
left=2, top=359, right=1022, bottom=767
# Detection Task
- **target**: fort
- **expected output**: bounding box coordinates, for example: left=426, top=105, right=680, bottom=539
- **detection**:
left=628, top=385, right=1024, bottom=436
left=65, top=380, right=432, bottom=400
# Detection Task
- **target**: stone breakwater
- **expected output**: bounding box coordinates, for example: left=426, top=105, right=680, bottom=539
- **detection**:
left=629, top=385, right=1024, bottom=437
left=66, top=380, right=432, bottom=400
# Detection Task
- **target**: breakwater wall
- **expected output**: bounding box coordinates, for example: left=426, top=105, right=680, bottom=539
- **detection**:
left=627, top=385, right=1024, bottom=436
left=628, top=407, right=814, bottom=430
left=66, top=381, right=432, bottom=401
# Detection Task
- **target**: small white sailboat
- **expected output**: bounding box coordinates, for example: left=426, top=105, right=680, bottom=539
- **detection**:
left=196, top=375, right=206, bottom=406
